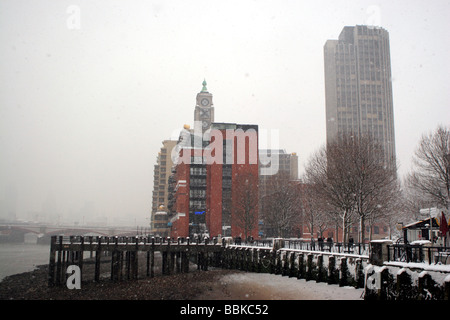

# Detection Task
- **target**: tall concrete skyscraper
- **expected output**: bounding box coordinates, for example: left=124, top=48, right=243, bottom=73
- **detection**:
left=324, top=25, right=396, bottom=170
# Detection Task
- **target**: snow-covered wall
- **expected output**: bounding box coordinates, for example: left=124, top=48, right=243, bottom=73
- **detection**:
left=224, top=242, right=450, bottom=300
left=364, top=263, right=450, bottom=300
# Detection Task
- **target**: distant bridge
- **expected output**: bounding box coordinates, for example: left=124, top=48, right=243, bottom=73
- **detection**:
left=0, top=222, right=145, bottom=244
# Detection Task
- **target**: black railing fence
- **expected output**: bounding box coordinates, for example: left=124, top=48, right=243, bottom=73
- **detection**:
left=283, top=239, right=369, bottom=255
left=231, top=238, right=370, bottom=255
left=387, top=244, right=450, bottom=265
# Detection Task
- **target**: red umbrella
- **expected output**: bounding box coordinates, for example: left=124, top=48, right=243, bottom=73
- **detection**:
left=440, top=211, right=449, bottom=235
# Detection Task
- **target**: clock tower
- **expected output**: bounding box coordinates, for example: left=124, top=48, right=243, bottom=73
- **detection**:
left=194, top=79, right=214, bottom=134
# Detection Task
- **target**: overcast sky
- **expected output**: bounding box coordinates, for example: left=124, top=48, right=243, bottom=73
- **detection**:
left=0, top=0, right=449, bottom=226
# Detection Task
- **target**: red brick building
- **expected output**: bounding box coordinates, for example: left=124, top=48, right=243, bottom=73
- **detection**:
left=167, top=81, right=259, bottom=240
left=168, top=123, right=259, bottom=240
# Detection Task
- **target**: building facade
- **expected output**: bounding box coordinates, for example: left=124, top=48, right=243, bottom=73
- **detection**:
left=324, top=25, right=396, bottom=170
left=167, top=82, right=259, bottom=240
left=259, top=149, right=298, bottom=184
left=150, top=140, right=177, bottom=236
left=258, top=149, right=299, bottom=237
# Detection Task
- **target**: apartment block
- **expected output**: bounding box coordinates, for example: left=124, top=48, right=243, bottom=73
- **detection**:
left=150, top=140, right=177, bottom=236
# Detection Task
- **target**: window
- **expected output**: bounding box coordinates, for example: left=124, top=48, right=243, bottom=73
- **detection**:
left=190, top=178, right=206, bottom=187
left=190, top=166, right=206, bottom=176
left=374, top=226, right=380, bottom=234
left=189, top=199, right=205, bottom=209
left=191, top=156, right=204, bottom=164
left=190, top=189, right=206, bottom=198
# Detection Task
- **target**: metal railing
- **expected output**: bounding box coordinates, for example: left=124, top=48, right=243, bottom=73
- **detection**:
left=283, top=239, right=370, bottom=255
left=230, top=238, right=370, bottom=255
left=230, top=238, right=273, bottom=247
left=387, top=244, right=450, bottom=265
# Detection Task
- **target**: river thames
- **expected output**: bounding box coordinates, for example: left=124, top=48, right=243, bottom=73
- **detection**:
left=0, top=243, right=50, bottom=281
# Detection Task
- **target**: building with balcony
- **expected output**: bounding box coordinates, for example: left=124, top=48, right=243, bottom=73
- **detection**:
left=167, top=81, right=259, bottom=239
left=150, top=140, right=177, bottom=235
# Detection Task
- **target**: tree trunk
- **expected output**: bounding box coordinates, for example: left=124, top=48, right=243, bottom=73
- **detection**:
left=342, top=214, right=347, bottom=244
left=359, top=217, right=365, bottom=244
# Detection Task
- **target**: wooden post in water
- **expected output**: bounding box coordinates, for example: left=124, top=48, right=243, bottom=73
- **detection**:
left=182, top=237, right=190, bottom=273
left=79, top=236, right=84, bottom=283
left=203, top=237, right=209, bottom=271
left=162, top=237, right=169, bottom=275
left=119, top=249, right=124, bottom=281
left=55, top=236, right=63, bottom=286
left=150, top=237, right=155, bottom=277
left=110, top=237, right=115, bottom=281
left=196, top=237, right=201, bottom=271
left=95, top=236, right=101, bottom=282
left=62, top=245, right=68, bottom=285
left=131, top=236, right=138, bottom=280
left=111, top=236, right=119, bottom=282
left=169, top=249, right=175, bottom=274
left=125, top=237, right=130, bottom=280
left=89, top=236, right=93, bottom=258
left=69, top=236, right=74, bottom=265
left=126, top=251, right=131, bottom=280
left=145, top=237, right=150, bottom=277
left=48, top=235, right=56, bottom=287
left=176, top=238, right=181, bottom=273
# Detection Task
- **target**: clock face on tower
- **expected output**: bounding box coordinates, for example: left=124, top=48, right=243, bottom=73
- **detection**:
left=202, top=120, right=209, bottom=129
left=201, top=98, right=209, bottom=106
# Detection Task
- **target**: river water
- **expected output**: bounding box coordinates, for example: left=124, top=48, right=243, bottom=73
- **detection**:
left=0, top=243, right=50, bottom=281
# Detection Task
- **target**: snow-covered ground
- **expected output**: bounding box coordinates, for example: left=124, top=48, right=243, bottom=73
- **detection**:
left=196, top=271, right=364, bottom=300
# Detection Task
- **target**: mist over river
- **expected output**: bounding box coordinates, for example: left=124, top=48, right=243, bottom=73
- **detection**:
left=0, top=243, right=50, bottom=281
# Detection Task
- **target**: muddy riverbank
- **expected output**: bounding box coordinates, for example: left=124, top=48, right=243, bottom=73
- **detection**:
left=0, top=260, right=363, bottom=300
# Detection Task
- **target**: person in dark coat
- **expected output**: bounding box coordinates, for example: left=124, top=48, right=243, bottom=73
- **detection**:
left=318, top=236, right=324, bottom=251
left=326, top=237, right=333, bottom=251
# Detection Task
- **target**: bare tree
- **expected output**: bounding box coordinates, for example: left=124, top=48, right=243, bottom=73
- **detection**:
left=377, top=189, right=410, bottom=240
left=304, top=143, right=356, bottom=243
left=350, top=135, right=400, bottom=243
left=406, top=125, right=450, bottom=211
left=300, top=182, right=332, bottom=240
left=401, top=179, right=430, bottom=221
left=232, top=171, right=259, bottom=240
left=261, top=172, right=301, bottom=238
left=304, top=134, right=400, bottom=243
